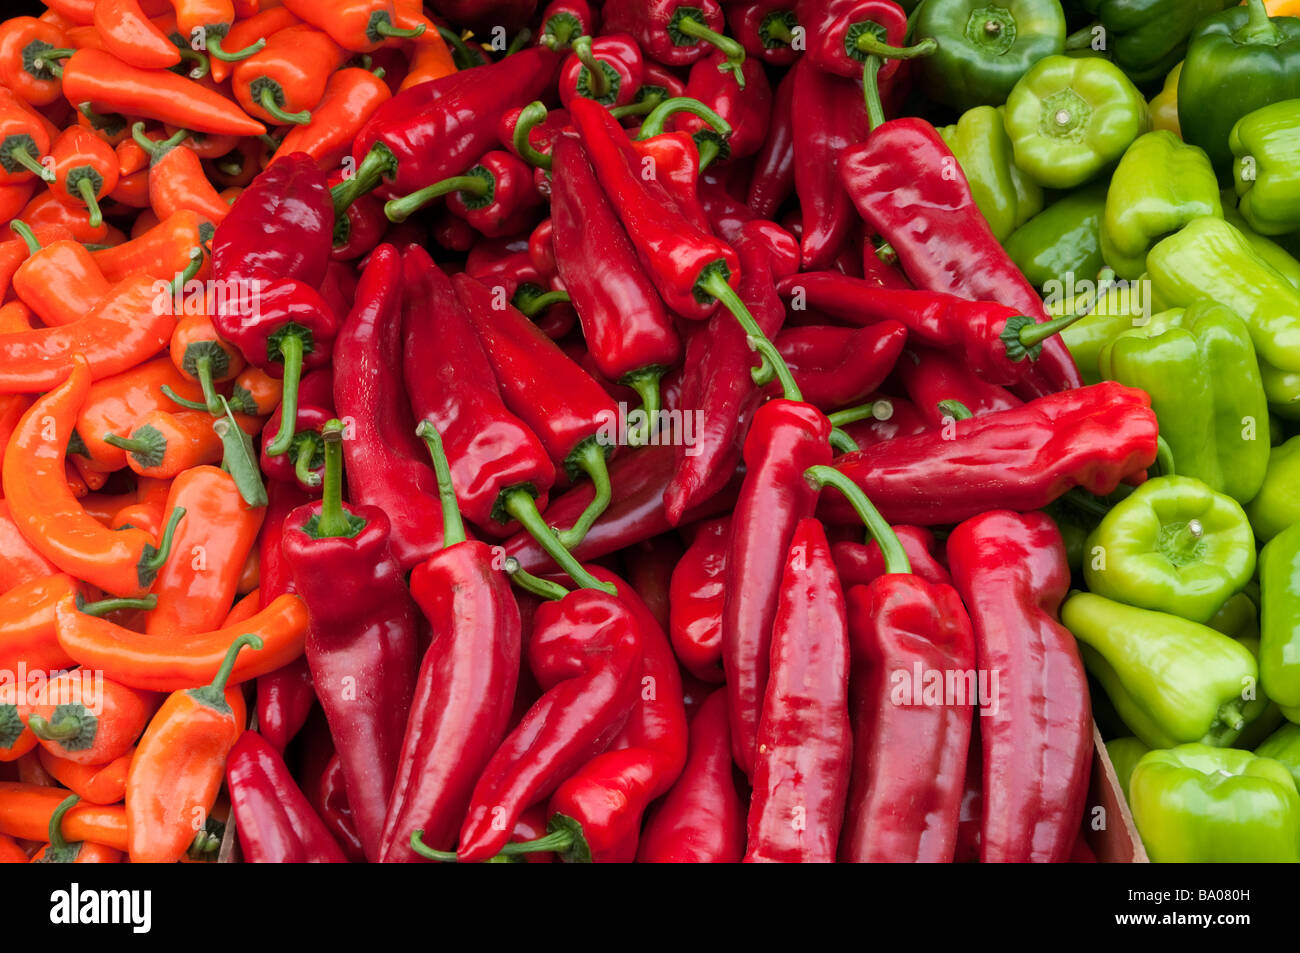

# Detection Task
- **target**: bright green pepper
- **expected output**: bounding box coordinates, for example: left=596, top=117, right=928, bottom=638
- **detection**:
left=1246, top=435, right=1300, bottom=543
left=1105, top=736, right=1151, bottom=803
left=1063, top=592, right=1258, bottom=748
left=1178, top=0, right=1300, bottom=176
left=1004, top=182, right=1107, bottom=291
left=1078, top=0, right=1234, bottom=84
left=1055, top=273, right=1152, bottom=384
left=1130, top=744, right=1300, bottom=862
left=939, top=106, right=1044, bottom=241
left=1004, top=54, right=1149, bottom=189
left=1261, top=522, right=1300, bottom=710
left=912, top=0, right=1066, bottom=112
left=1256, top=723, right=1300, bottom=786
left=1099, top=302, right=1270, bottom=503
left=1083, top=475, right=1256, bottom=623
left=1099, top=131, right=1222, bottom=279
left=1148, top=217, right=1300, bottom=418
left=1232, top=98, right=1300, bottom=236
left=1221, top=191, right=1300, bottom=290
left=1208, top=595, right=1288, bottom=749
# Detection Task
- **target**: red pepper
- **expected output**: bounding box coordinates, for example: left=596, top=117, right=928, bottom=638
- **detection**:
left=723, top=399, right=833, bottom=778
left=538, top=0, right=596, bottom=49
left=259, top=402, right=331, bottom=493
left=333, top=46, right=560, bottom=208
left=745, top=63, right=795, bottom=218
left=674, top=49, right=770, bottom=160
left=669, top=516, right=729, bottom=683
left=384, top=149, right=542, bottom=237
left=729, top=0, right=800, bottom=65
left=603, top=0, right=746, bottom=81
left=226, top=730, right=347, bottom=863
left=831, top=525, right=950, bottom=590
left=559, top=34, right=643, bottom=109
left=425, top=0, right=537, bottom=33
left=624, top=534, right=681, bottom=635
left=551, top=134, right=682, bottom=433
left=326, top=168, right=385, bottom=261
left=832, top=393, right=929, bottom=449
left=839, top=66, right=1082, bottom=399
left=946, top=510, right=1092, bottom=863
left=637, top=688, right=745, bottom=862
left=281, top=419, right=419, bottom=862
left=776, top=322, right=906, bottom=411
left=296, top=713, right=366, bottom=861
left=379, top=422, right=522, bottom=863
left=822, top=382, right=1158, bottom=527
left=800, top=0, right=930, bottom=82
left=0, top=16, right=75, bottom=107
left=744, top=516, right=851, bottom=863
left=331, top=245, right=449, bottom=568
left=897, top=346, right=1024, bottom=426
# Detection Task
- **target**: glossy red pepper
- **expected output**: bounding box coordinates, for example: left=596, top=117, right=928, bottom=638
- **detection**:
left=669, top=516, right=729, bottom=683
left=946, top=511, right=1092, bottom=863
left=831, top=525, right=951, bottom=591
left=538, top=0, right=595, bottom=49
left=384, top=149, right=542, bottom=237
left=897, top=347, right=1024, bottom=426
left=776, top=322, right=906, bottom=411
left=673, top=50, right=771, bottom=160
left=799, top=0, right=926, bottom=81
left=745, top=517, right=851, bottom=863
left=833, top=393, right=929, bottom=449
left=603, top=0, right=745, bottom=80
left=327, top=168, right=386, bottom=262
left=729, top=0, right=800, bottom=65
left=745, top=63, right=795, bottom=218
left=559, top=34, right=643, bottom=109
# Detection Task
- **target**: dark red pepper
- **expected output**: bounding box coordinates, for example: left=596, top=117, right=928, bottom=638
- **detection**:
left=669, top=515, right=729, bottom=683
left=259, top=402, right=332, bottom=495
left=832, top=393, right=929, bottom=449
left=559, top=34, right=644, bottom=109
left=799, top=0, right=933, bottom=82
left=897, top=347, right=1024, bottom=427
left=384, top=149, right=543, bottom=237
left=538, top=0, right=596, bottom=49
left=673, top=49, right=771, bottom=160
left=603, top=0, right=746, bottom=80
left=831, top=524, right=951, bottom=591
left=327, top=168, right=385, bottom=262
left=745, top=63, right=795, bottom=219
left=775, top=322, right=906, bottom=411
left=729, top=0, right=801, bottom=65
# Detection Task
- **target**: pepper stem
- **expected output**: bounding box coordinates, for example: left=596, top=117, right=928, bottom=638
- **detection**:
left=555, top=439, right=612, bottom=549
left=622, top=367, right=663, bottom=448
left=31, top=48, right=74, bottom=78
left=1012, top=309, right=1087, bottom=353
left=176, top=45, right=210, bottom=80
left=514, top=287, right=570, bottom=317
left=26, top=713, right=81, bottom=741
left=409, top=830, right=460, bottom=862
left=384, top=171, right=488, bottom=223
left=499, top=487, right=615, bottom=594
left=505, top=556, right=570, bottom=601
left=9, top=219, right=39, bottom=254
left=160, top=385, right=208, bottom=411
left=416, top=420, right=466, bottom=547
left=293, top=436, right=321, bottom=488
left=140, top=506, right=187, bottom=573
left=805, top=464, right=911, bottom=574
left=331, top=142, right=397, bottom=216
left=208, top=33, right=266, bottom=62
left=512, top=101, right=553, bottom=170
left=171, top=246, right=204, bottom=292
left=541, top=12, right=583, bottom=50
left=829, top=428, right=859, bottom=453
left=938, top=399, right=973, bottom=421
left=77, top=594, right=158, bottom=617
left=697, top=265, right=802, bottom=402
left=1154, top=435, right=1175, bottom=477
left=1237, top=0, right=1280, bottom=45
left=74, top=176, right=103, bottom=228
left=829, top=399, right=895, bottom=427
left=258, top=86, right=310, bottom=126
left=312, top=420, right=356, bottom=538
left=436, top=25, right=485, bottom=69
left=854, top=33, right=937, bottom=60
left=7, top=143, right=53, bottom=182
left=675, top=15, right=747, bottom=88
left=132, top=122, right=187, bottom=161
left=191, top=633, right=263, bottom=709
left=46, top=794, right=80, bottom=853
left=862, top=55, right=886, bottom=131
left=191, top=353, right=224, bottom=416
left=264, top=333, right=304, bottom=456
left=376, top=19, right=425, bottom=39
left=638, top=96, right=732, bottom=140
left=572, top=36, right=611, bottom=100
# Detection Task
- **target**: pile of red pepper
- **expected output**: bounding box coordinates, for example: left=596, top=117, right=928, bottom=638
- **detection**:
left=0, top=0, right=1181, bottom=864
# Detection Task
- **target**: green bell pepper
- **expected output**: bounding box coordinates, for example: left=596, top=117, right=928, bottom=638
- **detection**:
left=1147, top=216, right=1300, bottom=418
left=1207, top=593, right=1288, bottom=749
left=1246, top=435, right=1300, bottom=543
left=1105, top=736, right=1151, bottom=803
left=939, top=106, right=1045, bottom=241
left=1261, top=522, right=1300, bottom=710
left=1098, top=302, right=1270, bottom=503
left=1099, top=130, right=1222, bottom=279
left=1004, top=182, right=1107, bottom=292
left=1221, top=191, right=1300, bottom=290
left=1004, top=54, right=1150, bottom=189
left=1256, top=723, right=1300, bottom=786
left=1178, top=0, right=1300, bottom=176
left=1232, top=98, right=1300, bottom=236
left=912, top=0, right=1066, bottom=112
left=1130, top=744, right=1300, bottom=862
left=1063, top=592, right=1258, bottom=748
left=1055, top=272, right=1150, bottom=384
left=1083, top=475, right=1256, bottom=623
left=1079, top=0, right=1234, bottom=86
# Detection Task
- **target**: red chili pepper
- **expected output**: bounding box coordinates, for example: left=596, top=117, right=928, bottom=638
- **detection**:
left=674, top=49, right=770, bottom=160
left=744, top=64, right=794, bottom=218
left=603, top=0, right=745, bottom=80
left=226, top=730, right=347, bottom=863
left=281, top=419, right=419, bottom=862
left=0, top=17, right=73, bottom=107
left=723, top=399, right=833, bottom=778
left=946, top=510, right=1093, bottom=863
left=775, top=322, right=906, bottom=411
left=93, top=0, right=182, bottom=70
left=831, top=525, right=950, bottom=590
left=729, top=0, right=800, bottom=65
left=259, top=403, right=331, bottom=494
left=800, top=0, right=930, bottom=82
left=624, top=534, right=680, bottom=635
left=637, top=687, right=745, bottom=862
left=559, top=34, right=643, bottom=109
left=384, top=149, right=542, bottom=237
left=379, top=422, right=522, bottom=863
left=897, top=346, right=1024, bottom=426
left=538, top=0, right=595, bottom=49
left=822, top=383, right=1158, bottom=526
left=840, top=64, right=1082, bottom=399
left=744, top=516, right=851, bottom=862
left=668, top=516, right=728, bottom=683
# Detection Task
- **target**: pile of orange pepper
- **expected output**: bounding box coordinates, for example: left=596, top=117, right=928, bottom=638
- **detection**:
left=0, top=0, right=454, bottom=865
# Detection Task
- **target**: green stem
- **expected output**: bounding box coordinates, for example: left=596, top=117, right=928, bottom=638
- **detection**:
left=436, top=25, right=485, bottom=68
left=1155, top=435, right=1175, bottom=477
left=197, top=633, right=263, bottom=704
left=208, top=33, right=266, bottom=62
left=675, top=15, right=746, bottom=88
left=500, top=487, right=615, bottom=594
left=293, top=436, right=322, bottom=488
left=697, top=265, right=801, bottom=401
left=264, top=333, right=303, bottom=456
left=9, top=219, right=39, bottom=254
left=416, top=420, right=466, bottom=547
left=77, top=594, right=158, bottom=617
left=7, top=144, right=52, bottom=182
left=514, top=288, right=570, bottom=317
left=139, top=506, right=187, bottom=574
left=410, top=830, right=460, bottom=862
left=26, top=713, right=81, bottom=741
left=805, top=465, right=911, bottom=574
left=173, top=246, right=204, bottom=290
left=854, top=33, right=936, bottom=60
left=47, top=794, right=80, bottom=853
left=862, top=54, right=886, bottom=131
left=1237, top=0, right=1280, bottom=45
left=505, top=27, right=531, bottom=55
left=1015, top=309, right=1087, bottom=351
left=829, top=428, right=859, bottom=453
left=505, top=557, right=570, bottom=601
left=697, top=138, right=721, bottom=171
left=938, top=399, right=973, bottom=421
left=555, top=440, right=613, bottom=549
left=541, top=12, right=583, bottom=50
left=176, top=45, right=210, bottom=80
left=376, top=19, right=425, bottom=40
left=829, top=399, right=894, bottom=427
left=1061, top=489, right=1112, bottom=520
left=258, top=86, right=309, bottom=126
left=610, top=93, right=665, bottom=120
left=132, top=122, right=187, bottom=161
left=331, top=143, right=397, bottom=216
left=384, top=171, right=488, bottom=223
left=191, top=353, right=224, bottom=416
left=313, top=420, right=353, bottom=538
left=1064, top=22, right=1099, bottom=50
left=622, top=367, right=663, bottom=448
left=512, top=101, right=553, bottom=170
left=572, top=36, right=611, bottom=100
left=161, top=384, right=210, bottom=412
left=638, top=96, right=731, bottom=140
left=72, top=176, right=102, bottom=228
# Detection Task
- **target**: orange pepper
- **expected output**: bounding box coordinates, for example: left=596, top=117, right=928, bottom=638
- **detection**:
left=209, top=137, right=267, bottom=188
left=145, top=465, right=265, bottom=635
left=0, top=221, right=75, bottom=298
left=231, top=25, right=347, bottom=126
left=168, top=312, right=246, bottom=415
left=228, top=365, right=283, bottom=416
left=108, top=407, right=259, bottom=479
left=56, top=592, right=307, bottom=692
left=22, top=668, right=159, bottom=767
left=1, top=357, right=187, bottom=598
left=30, top=795, right=123, bottom=862
left=209, top=4, right=299, bottom=83
left=94, top=0, right=183, bottom=70
left=93, top=208, right=210, bottom=282
left=273, top=66, right=392, bottom=169
left=0, top=573, right=83, bottom=675
left=16, top=748, right=56, bottom=785
left=10, top=190, right=110, bottom=244
left=0, top=17, right=73, bottom=108
left=39, top=746, right=132, bottom=804
left=1266, top=0, right=1300, bottom=14
left=0, top=784, right=128, bottom=852
left=282, top=0, right=427, bottom=52
left=74, top=357, right=205, bottom=473
left=130, top=207, right=161, bottom=237
left=0, top=498, right=57, bottom=590
left=125, top=632, right=262, bottom=863
left=49, top=126, right=119, bottom=229
left=170, top=128, right=239, bottom=161
left=237, top=548, right=259, bottom=595
left=224, top=588, right=261, bottom=625
left=399, top=31, right=457, bottom=92
left=40, top=0, right=97, bottom=27
left=69, top=460, right=109, bottom=492
left=0, top=301, right=34, bottom=333
left=0, top=681, right=39, bottom=763
left=75, top=101, right=131, bottom=148
left=0, top=180, right=35, bottom=226
left=0, top=88, right=55, bottom=187
left=78, top=491, right=137, bottom=526
left=12, top=232, right=112, bottom=327
left=107, top=167, right=150, bottom=209
left=134, top=125, right=231, bottom=224
left=0, top=832, right=28, bottom=862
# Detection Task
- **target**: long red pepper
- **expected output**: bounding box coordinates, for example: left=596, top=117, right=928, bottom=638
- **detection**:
left=776, top=322, right=906, bottom=410
left=674, top=49, right=771, bottom=159
left=946, top=511, right=1092, bottom=863
left=744, top=516, right=851, bottom=863
left=379, top=422, right=523, bottom=863
left=832, top=525, right=950, bottom=591
left=281, top=419, right=419, bottom=862
left=670, top=516, right=729, bottom=683
left=637, top=688, right=745, bottom=862
left=897, top=347, right=1023, bottom=426
left=746, top=63, right=795, bottom=218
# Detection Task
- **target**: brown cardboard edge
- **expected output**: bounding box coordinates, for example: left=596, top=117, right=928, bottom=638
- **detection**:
left=1087, top=721, right=1148, bottom=863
